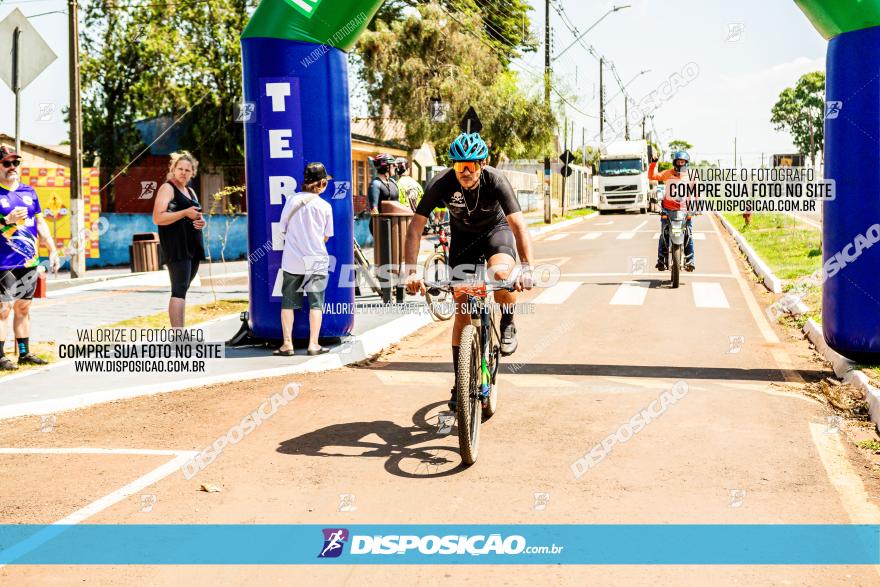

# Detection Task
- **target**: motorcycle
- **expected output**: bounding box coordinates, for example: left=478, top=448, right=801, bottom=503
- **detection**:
left=661, top=209, right=692, bottom=289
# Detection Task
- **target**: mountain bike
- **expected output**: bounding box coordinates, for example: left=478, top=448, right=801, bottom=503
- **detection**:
left=423, top=220, right=454, bottom=320
left=426, top=267, right=515, bottom=465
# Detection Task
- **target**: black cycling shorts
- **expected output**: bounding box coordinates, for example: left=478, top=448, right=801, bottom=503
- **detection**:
left=0, top=267, right=38, bottom=302
left=448, top=222, right=517, bottom=274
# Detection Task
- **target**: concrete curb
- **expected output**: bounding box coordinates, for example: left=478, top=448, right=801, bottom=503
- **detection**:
left=715, top=213, right=783, bottom=293
left=47, top=271, right=147, bottom=292
left=803, top=318, right=880, bottom=431
left=529, top=211, right=598, bottom=238
left=0, top=312, right=433, bottom=421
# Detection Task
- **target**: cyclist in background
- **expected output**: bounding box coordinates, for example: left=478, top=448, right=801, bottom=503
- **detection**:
left=404, top=132, right=534, bottom=409
left=367, top=154, right=399, bottom=216
left=394, top=158, right=424, bottom=211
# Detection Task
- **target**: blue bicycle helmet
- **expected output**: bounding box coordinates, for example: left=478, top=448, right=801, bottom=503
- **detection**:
left=449, top=132, right=489, bottom=162
left=671, top=150, right=691, bottom=163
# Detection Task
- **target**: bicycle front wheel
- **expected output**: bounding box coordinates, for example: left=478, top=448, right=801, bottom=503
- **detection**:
left=424, top=251, right=454, bottom=321
left=456, top=324, right=481, bottom=465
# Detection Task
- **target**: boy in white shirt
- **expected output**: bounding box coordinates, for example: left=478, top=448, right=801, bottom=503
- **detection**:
left=275, top=163, right=334, bottom=356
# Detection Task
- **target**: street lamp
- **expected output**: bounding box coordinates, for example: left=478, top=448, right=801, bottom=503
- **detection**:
left=553, top=5, right=631, bottom=62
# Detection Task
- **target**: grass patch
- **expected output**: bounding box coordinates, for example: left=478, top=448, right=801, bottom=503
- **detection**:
left=107, top=299, right=249, bottom=329
left=857, top=439, right=880, bottom=452
left=723, top=213, right=821, bottom=280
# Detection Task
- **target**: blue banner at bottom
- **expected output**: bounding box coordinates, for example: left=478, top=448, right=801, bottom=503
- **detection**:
left=1, top=525, right=878, bottom=565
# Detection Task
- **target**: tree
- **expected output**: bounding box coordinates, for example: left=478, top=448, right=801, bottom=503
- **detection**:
left=358, top=3, right=553, bottom=166
left=771, top=71, right=825, bottom=168
left=171, top=1, right=256, bottom=180
left=81, top=2, right=180, bottom=210
left=370, top=0, right=537, bottom=66
left=81, top=0, right=257, bottom=209
left=668, top=139, right=693, bottom=152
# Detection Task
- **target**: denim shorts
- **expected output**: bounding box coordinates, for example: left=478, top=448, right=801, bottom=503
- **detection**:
left=281, top=272, right=328, bottom=310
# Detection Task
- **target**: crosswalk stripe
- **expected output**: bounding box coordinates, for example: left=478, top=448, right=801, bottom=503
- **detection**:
left=692, top=282, right=730, bottom=308
left=545, top=233, right=569, bottom=241
left=610, top=281, right=650, bottom=306
left=653, top=232, right=706, bottom=240
left=580, top=232, right=601, bottom=240
left=616, top=232, right=636, bottom=240
left=532, top=281, right=582, bottom=304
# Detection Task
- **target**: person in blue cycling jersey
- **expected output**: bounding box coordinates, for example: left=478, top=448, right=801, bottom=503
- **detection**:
left=404, top=132, right=535, bottom=409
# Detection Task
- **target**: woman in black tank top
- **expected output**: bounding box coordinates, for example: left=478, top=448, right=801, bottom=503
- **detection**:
left=151, top=151, right=206, bottom=327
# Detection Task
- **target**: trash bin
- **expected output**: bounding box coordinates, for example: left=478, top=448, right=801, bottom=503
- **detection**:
left=371, top=201, right=414, bottom=302
left=130, top=232, right=162, bottom=273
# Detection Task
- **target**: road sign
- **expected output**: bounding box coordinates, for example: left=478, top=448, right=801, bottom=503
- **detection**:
left=560, top=149, right=575, bottom=177
left=0, top=9, right=57, bottom=91
left=460, top=106, right=482, bottom=133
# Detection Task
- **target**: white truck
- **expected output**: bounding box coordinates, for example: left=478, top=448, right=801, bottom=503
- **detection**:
left=596, top=140, right=650, bottom=214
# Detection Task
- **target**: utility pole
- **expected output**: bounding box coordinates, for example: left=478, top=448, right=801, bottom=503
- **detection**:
left=624, top=97, right=629, bottom=140
left=733, top=136, right=737, bottom=170
left=599, top=57, right=604, bottom=143
left=641, top=116, right=646, bottom=140
left=561, top=116, right=568, bottom=217
left=68, top=0, right=85, bottom=277
left=12, top=27, right=21, bottom=153
left=543, top=0, right=552, bottom=224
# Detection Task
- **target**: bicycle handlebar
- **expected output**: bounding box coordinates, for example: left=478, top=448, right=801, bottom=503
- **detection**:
left=424, top=280, right=517, bottom=295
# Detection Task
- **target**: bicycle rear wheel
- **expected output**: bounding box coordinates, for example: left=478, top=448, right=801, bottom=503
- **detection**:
left=456, top=324, right=481, bottom=465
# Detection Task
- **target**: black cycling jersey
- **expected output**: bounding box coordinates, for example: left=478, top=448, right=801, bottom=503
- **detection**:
left=416, top=166, right=520, bottom=233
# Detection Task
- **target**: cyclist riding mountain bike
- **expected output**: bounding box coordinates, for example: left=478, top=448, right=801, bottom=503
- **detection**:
left=404, top=132, right=535, bottom=409
left=648, top=150, right=696, bottom=272
left=368, top=153, right=399, bottom=215
left=394, top=158, right=424, bottom=212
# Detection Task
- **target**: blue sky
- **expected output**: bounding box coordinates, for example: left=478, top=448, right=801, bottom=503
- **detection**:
left=516, top=0, right=828, bottom=166
left=1, top=0, right=828, bottom=167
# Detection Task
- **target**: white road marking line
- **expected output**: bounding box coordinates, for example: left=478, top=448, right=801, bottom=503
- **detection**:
left=617, top=220, right=649, bottom=240
left=545, top=233, right=569, bottom=241
left=531, top=281, right=582, bottom=304
left=580, top=232, right=601, bottom=240
left=0, top=448, right=198, bottom=568
left=709, top=215, right=780, bottom=344
left=562, top=272, right=735, bottom=279
left=809, top=423, right=880, bottom=523
left=652, top=232, right=706, bottom=240
left=692, top=282, right=730, bottom=309
left=610, top=281, right=650, bottom=306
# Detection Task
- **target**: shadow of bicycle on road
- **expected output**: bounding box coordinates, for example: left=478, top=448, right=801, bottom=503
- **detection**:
left=277, top=401, right=466, bottom=478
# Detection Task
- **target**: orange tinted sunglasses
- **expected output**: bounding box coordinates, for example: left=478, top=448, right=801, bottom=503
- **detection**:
left=453, top=161, right=481, bottom=174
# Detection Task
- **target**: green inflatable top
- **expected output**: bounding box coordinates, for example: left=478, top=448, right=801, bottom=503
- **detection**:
left=795, top=0, right=880, bottom=40
left=242, top=0, right=386, bottom=51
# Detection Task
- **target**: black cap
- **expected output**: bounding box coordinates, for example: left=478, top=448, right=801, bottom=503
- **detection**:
left=0, top=146, right=21, bottom=161
left=304, top=162, right=332, bottom=184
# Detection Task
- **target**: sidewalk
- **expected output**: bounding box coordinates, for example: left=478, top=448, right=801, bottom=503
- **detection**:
left=2, top=213, right=590, bottom=419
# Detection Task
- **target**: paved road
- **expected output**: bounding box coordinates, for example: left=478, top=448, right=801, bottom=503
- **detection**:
left=1, top=212, right=878, bottom=585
